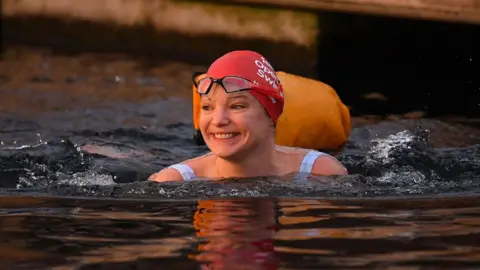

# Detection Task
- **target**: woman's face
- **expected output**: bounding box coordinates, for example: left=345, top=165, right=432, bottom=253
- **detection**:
left=199, top=83, right=273, bottom=160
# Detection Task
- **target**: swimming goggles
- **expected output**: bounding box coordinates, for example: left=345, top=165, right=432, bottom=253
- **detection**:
left=192, top=72, right=282, bottom=99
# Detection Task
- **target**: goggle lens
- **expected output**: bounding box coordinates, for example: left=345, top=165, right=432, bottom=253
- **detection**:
left=197, top=76, right=252, bottom=94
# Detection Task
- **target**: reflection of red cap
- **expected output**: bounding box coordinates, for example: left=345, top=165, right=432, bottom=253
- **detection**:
left=206, top=50, right=284, bottom=123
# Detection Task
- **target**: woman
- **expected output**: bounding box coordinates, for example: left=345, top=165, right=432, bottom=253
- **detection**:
left=149, top=50, right=347, bottom=182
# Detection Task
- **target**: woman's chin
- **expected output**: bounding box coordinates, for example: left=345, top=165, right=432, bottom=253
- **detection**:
left=208, top=143, right=246, bottom=160
left=210, top=146, right=242, bottom=160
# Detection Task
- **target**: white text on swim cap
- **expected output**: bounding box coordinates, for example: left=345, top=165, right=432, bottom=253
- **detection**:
left=255, top=57, right=279, bottom=89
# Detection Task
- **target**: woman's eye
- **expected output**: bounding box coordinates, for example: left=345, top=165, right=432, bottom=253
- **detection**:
left=230, top=104, right=245, bottom=109
left=201, top=105, right=212, bottom=111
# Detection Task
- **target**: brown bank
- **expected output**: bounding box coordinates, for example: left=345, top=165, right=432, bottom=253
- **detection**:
left=2, top=0, right=479, bottom=118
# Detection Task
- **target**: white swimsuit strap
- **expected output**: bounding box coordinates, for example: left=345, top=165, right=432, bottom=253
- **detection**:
left=168, top=151, right=325, bottom=181
left=168, top=164, right=196, bottom=181
left=298, top=150, right=326, bottom=174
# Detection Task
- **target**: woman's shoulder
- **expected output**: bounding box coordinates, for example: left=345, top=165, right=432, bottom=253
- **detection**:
left=182, top=151, right=214, bottom=168
left=275, top=145, right=329, bottom=160
left=274, top=145, right=311, bottom=155
left=275, top=145, right=348, bottom=176
left=148, top=152, right=214, bottom=182
left=304, top=150, right=348, bottom=176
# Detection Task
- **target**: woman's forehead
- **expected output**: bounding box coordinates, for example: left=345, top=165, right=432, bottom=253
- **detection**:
left=201, top=88, right=254, bottom=100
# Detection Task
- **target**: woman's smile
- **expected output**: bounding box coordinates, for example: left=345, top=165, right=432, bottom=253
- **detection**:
left=210, top=132, right=242, bottom=144
left=212, top=133, right=239, bottom=139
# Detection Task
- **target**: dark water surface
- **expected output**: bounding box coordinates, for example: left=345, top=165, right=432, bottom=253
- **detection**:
left=2, top=195, right=480, bottom=269
left=1, top=46, right=480, bottom=269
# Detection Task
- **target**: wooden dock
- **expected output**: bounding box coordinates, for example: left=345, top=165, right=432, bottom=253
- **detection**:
left=215, top=0, right=480, bottom=25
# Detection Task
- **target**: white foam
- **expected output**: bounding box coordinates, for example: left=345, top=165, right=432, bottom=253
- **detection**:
left=377, top=170, right=426, bottom=184
left=368, top=131, right=414, bottom=163
left=56, top=171, right=115, bottom=186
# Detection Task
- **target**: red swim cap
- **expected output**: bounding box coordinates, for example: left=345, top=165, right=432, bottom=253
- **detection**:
left=206, top=50, right=284, bottom=123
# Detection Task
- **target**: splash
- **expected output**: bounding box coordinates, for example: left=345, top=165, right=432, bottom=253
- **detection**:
left=368, top=130, right=415, bottom=163
left=1, top=124, right=479, bottom=199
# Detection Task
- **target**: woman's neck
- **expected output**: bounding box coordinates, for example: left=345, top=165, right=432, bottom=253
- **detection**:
left=214, top=142, right=277, bottom=178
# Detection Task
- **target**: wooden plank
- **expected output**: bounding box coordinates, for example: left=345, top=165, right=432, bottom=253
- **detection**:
left=213, top=0, right=480, bottom=24
left=2, top=0, right=319, bottom=46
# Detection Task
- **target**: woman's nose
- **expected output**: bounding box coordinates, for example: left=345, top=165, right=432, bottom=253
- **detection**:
left=211, top=107, right=230, bottom=126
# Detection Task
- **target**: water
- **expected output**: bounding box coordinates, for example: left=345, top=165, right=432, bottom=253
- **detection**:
left=2, top=196, right=480, bottom=269
left=1, top=46, right=480, bottom=269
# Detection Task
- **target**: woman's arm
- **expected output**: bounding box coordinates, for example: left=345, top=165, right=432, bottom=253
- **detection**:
left=148, top=167, right=184, bottom=182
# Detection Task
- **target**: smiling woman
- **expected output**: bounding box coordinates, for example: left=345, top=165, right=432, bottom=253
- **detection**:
left=148, top=50, right=347, bottom=182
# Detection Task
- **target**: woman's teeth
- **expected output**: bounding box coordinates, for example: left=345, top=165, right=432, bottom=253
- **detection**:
left=214, top=133, right=235, bottom=139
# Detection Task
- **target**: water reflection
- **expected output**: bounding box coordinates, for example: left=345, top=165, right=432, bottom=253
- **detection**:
left=1, top=195, right=480, bottom=268
left=192, top=198, right=280, bottom=269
